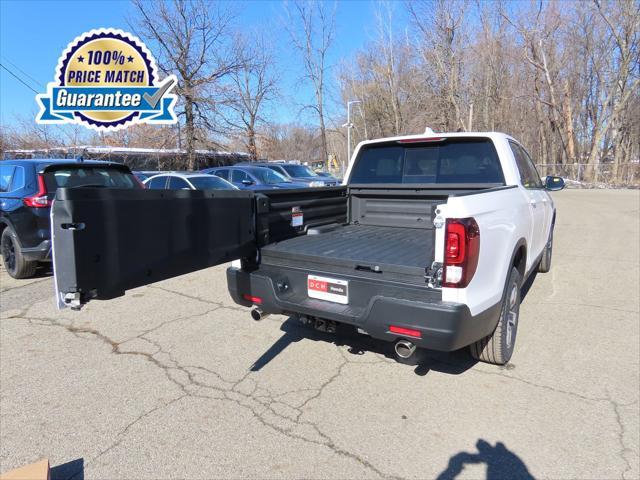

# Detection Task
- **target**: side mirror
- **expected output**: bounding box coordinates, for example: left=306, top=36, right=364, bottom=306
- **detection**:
left=545, top=176, right=565, bottom=191
left=241, top=179, right=254, bottom=186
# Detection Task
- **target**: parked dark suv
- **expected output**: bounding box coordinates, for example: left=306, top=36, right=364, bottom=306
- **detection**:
left=0, top=159, right=142, bottom=278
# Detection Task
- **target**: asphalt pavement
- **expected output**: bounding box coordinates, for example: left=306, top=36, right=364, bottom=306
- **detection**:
left=1, top=189, right=638, bottom=479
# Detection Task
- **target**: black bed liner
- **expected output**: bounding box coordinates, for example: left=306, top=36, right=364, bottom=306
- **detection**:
left=260, top=223, right=434, bottom=284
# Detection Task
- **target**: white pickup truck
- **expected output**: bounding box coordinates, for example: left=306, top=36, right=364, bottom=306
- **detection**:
left=51, top=131, right=565, bottom=365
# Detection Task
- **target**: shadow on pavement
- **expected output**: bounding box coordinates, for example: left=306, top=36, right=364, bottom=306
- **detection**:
left=251, top=316, right=478, bottom=376
left=436, top=439, right=534, bottom=480
left=50, top=458, right=84, bottom=480
left=249, top=269, right=539, bottom=374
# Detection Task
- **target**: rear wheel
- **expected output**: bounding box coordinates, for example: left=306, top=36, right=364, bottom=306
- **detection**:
left=538, top=227, right=553, bottom=273
left=470, top=267, right=521, bottom=365
left=1, top=228, right=38, bottom=279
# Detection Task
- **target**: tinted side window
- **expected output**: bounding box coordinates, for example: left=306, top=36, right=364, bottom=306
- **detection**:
left=266, top=165, right=287, bottom=177
left=9, top=166, right=25, bottom=191
left=168, top=177, right=190, bottom=189
left=147, top=176, right=167, bottom=189
left=231, top=170, right=250, bottom=182
left=0, top=165, right=15, bottom=192
left=213, top=170, right=229, bottom=180
left=510, top=142, right=543, bottom=189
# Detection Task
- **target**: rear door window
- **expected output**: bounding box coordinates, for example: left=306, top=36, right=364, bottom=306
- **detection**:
left=0, top=165, right=15, bottom=192
left=510, top=142, right=543, bottom=189
left=188, top=176, right=235, bottom=190
left=213, top=169, right=229, bottom=180
left=44, top=167, right=138, bottom=191
left=9, top=166, right=25, bottom=191
left=350, top=138, right=505, bottom=185
left=147, top=176, right=167, bottom=189
left=266, top=165, right=288, bottom=177
left=168, top=177, right=190, bottom=190
left=231, top=169, right=251, bottom=183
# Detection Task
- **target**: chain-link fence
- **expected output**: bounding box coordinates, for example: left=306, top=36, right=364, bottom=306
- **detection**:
left=536, top=163, right=639, bottom=188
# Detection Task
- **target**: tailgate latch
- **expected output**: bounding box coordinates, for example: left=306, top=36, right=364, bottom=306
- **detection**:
left=425, top=262, right=443, bottom=289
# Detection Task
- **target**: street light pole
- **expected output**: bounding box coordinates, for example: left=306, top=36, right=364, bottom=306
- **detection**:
left=343, top=100, right=361, bottom=169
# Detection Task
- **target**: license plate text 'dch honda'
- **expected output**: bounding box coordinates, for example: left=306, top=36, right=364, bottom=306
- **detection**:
left=307, top=275, right=349, bottom=304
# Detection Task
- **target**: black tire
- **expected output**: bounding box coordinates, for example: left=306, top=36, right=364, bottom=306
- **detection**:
left=470, top=267, right=521, bottom=365
left=1, top=228, right=38, bottom=279
left=538, top=227, right=553, bottom=273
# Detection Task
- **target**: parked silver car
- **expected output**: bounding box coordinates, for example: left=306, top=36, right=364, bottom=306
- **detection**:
left=143, top=172, right=238, bottom=190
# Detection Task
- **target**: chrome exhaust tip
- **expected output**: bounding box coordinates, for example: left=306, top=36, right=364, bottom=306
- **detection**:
left=395, top=339, right=417, bottom=359
left=251, top=308, right=269, bottom=321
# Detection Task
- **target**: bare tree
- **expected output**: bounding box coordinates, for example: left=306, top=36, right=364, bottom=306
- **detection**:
left=131, top=0, right=241, bottom=170
left=221, top=33, right=279, bottom=160
left=258, top=123, right=320, bottom=164
left=7, top=114, right=63, bottom=150
left=409, top=0, right=470, bottom=131
left=285, top=0, right=335, bottom=167
left=585, top=0, right=639, bottom=179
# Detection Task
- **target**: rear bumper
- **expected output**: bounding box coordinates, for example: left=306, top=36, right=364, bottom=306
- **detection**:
left=227, top=267, right=501, bottom=351
left=22, top=240, right=52, bottom=261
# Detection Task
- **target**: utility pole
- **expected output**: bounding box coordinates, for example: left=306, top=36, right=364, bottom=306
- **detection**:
left=342, top=100, right=362, bottom=169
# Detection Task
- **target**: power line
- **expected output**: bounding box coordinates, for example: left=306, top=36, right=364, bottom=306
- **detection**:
left=0, top=62, right=39, bottom=94
left=1, top=56, right=45, bottom=88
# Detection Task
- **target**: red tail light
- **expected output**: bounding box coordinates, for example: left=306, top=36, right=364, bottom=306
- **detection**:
left=133, top=176, right=146, bottom=189
left=442, top=218, right=480, bottom=288
left=389, top=325, right=422, bottom=338
left=23, top=174, right=51, bottom=208
left=242, top=294, right=263, bottom=305
left=398, top=137, right=444, bottom=143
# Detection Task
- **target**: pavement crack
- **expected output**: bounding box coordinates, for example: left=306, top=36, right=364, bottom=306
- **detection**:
left=15, top=312, right=402, bottom=479
left=607, top=392, right=637, bottom=479
left=125, top=305, right=223, bottom=343
left=87, top=394, right=187, bottom=469
left=474, top=368, right=612, bottom=403
left=0, top=277, right=51, bottom=294
left=148, top=285, right=246, bottom=313
left=427, top=355, right=613, bottom=404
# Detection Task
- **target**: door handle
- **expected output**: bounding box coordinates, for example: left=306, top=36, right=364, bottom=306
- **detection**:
left=529, top=199, right=537, bottom=208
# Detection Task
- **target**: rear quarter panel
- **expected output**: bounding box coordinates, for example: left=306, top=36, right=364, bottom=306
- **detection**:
left=440, top=187, right=531, bottom=316
left=0, top=163, right=49, bottom=248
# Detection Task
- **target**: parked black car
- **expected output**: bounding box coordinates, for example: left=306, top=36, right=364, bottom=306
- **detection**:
left=0, top=159, right=142, bottom=278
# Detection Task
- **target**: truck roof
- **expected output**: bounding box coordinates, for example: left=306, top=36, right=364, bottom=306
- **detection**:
left=356, top=131, right=515, bottom=149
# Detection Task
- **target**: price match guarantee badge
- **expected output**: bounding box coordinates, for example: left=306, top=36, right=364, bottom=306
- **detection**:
left=36, top=28, right=177, bottom=130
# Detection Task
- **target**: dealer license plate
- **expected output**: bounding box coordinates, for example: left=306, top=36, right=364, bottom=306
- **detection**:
left=307, top=275, right=349, bottom=304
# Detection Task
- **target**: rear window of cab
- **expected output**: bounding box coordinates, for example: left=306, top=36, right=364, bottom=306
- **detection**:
left=349, top=138, right=505, bottom=185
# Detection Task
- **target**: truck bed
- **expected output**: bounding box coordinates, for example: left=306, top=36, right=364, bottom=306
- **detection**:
left=261, top=223, right=434, bottom=284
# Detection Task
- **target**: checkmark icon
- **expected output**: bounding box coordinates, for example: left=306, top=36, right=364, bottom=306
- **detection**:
left=143, top=78, right=175, bottom=108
